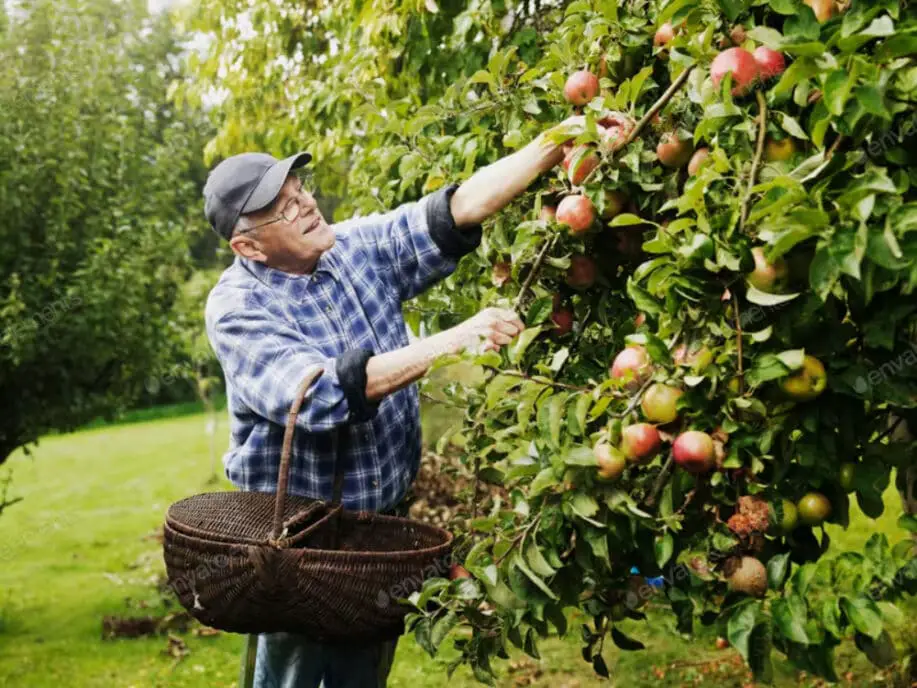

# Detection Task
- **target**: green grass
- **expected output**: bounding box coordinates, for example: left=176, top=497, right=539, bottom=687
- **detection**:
left=0, top=406, right=913, bottom=687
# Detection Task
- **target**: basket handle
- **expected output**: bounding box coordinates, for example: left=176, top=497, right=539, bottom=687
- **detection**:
left=271, top=365, right=325, bottom=541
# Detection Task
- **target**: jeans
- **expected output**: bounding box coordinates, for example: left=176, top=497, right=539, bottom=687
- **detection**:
left=253, top=632, right=398, bottom=688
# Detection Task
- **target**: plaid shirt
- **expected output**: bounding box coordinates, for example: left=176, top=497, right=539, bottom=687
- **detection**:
left=205, top=184, right=481, bottom=512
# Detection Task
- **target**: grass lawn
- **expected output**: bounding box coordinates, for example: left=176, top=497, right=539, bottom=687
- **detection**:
left=0, top=404, right=913, bottom=687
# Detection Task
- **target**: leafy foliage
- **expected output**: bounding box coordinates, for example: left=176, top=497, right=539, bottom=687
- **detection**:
left=186, top=0, right=917, bottom=682
left=0, top=0, right=212, bottom=463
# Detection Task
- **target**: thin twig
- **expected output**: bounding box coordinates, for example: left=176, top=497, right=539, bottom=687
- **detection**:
left=732, top=291, right=745, bottom=394
left=739, top=90, right=768, bottom=232
left=875, top=415, right=904, bottom=444
left=513, top=234, right=558, bottom=311
left=610, top=376, right=654, bottom=419
left=623, top=65, right=697, bottom=148
left=826, top=134, right=845, bottom=159
left=494, top=512, right=543, bottom=566
left=420, top=391, right=464, bottom=409
left=500, top=369, right=591, bottom=393
left=646, top=455, right=675, bottom=508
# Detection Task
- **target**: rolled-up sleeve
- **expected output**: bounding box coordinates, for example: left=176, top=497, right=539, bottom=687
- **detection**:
left=208, top=307, right=379, bottom=431
left=344, top=183, right=482, bottom=302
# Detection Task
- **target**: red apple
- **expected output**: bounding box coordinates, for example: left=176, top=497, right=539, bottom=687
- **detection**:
left=563, top=69, right=600, bottom=106
left=539, top=205, right=557, bottom=222
left=621, top=423, right=661, bottom=463
left=602, top=190, right=628, bottom=219
left=747, top=247, right=788, bottom=291
left=551, top=307, right=574, bottom=336
left=711, top=47, right=759, bottom=96
left=556, top=195, right=595, bottom=235
left=672, top=430, right=716, bottom=473
left=595, top=443, right=627, bottom=480
left=449, top=563, right=471, bottom=580
left=610, top=345, right=651, bottom=389
left=654, top=22, right=675, bottom=47
left=656, top=133, right=694, bottom=168
left=563, top=145, right=600, bottom=185
left=687, top=147, right=710, bottom=176
left=640, top=384, right=683, bottom=424
left=753, top=46, right=785, bottom=80
left=566, top=254, right=597, bottom=289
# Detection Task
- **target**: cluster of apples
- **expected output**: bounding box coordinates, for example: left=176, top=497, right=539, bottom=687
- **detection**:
left=592, top=344, right=718, bottom=481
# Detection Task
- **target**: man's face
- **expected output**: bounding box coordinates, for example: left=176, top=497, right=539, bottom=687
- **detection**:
left=228, top=175, right=335, bottom=273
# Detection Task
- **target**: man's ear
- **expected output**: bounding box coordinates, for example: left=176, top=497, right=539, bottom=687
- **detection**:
left=229, top=234, right=267, bottom=262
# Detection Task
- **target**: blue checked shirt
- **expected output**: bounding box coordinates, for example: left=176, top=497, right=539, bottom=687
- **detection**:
left=205, top=184, right=481, bottom=512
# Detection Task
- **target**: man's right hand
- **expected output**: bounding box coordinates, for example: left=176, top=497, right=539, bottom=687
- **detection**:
left=452, top=307, right=525, bottom=354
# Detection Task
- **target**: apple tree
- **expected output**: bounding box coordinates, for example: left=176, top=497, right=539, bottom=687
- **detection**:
left=184, top=0, right=917, bottom=682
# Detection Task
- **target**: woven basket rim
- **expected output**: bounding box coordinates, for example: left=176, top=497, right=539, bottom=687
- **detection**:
left=163, top=510, right=455, bottom=562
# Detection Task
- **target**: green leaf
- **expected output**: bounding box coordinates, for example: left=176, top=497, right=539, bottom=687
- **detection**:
left=526, top=297, right=553, bottom=326
left=767, top=553, right=791, bottom=590
left=768, top=0, right=797, bottom=14
left=512, top=551, right=558, bottom=600
left=840, top=596, right=884, bottom=639
left=727, top=601, right=763, bottom=663
left=431, top=610, right=460, bottom=651
left=610, top=213, right=647, bottom=227
left=821, top=598, right=843, bottom=638
left=746, top=285, right=801, bottom=306
left=773, top=595, right=810, bottom=644
left=571, top=492, right=600, bottom=518
left=486, top=374, right=524, bottom=409
left=855, top=629, right=898, bottom=668
left=777, top=112, right=809, bottom=140
left=854, top=85, right=891, bottom=119
left=611, top=627, right=646, bottom=651
left=524, top=540, right=556, bottom=577
left=655, top=532, right=674, bottom=568
left=563, top=444, right=598, bottom=466
left=823, top=69, right=855, bottom=116
left=509, top=326, right=543, bottom=364
left=415, top=617, right=435, bottom=656
left=529, top=467, right=559, bottom=496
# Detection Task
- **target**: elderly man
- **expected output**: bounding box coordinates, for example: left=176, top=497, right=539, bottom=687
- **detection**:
left=202, top=118, right=580, bottom=687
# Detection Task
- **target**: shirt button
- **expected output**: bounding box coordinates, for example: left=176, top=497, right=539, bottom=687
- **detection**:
left=325, top=305, right=333, bottom=314
left=372, top=480, right=379, bottom=487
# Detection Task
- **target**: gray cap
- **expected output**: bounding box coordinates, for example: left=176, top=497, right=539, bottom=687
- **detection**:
left=203, top=151, right=312, bottom=240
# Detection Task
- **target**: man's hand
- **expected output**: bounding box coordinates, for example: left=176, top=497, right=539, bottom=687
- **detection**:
left=451, top=307, right=526, bottom=353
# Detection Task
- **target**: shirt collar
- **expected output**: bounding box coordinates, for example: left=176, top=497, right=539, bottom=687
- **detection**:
left=236, top=256, right=320, bottom=302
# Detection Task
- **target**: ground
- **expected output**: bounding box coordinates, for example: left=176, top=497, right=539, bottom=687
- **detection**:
left=0, top=392, right=913, bottom=687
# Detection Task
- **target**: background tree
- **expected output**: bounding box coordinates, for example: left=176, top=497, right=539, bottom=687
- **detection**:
left=184, top=0, right=917, bottom=682
left=0, top=0, right=213, bottom=485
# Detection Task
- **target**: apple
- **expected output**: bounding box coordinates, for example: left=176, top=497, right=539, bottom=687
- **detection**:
left=621, top=423, right=661, bottom=463
left=726, top=556, right=767, bottom=597
left=491, top=261, right=511, bottom=287
left=563, top=145, right=600, bottom=185
left=563, top=69, right=600, bottom=105
left=711, top=47, right=759, bottom=96
left=753, top=46, right=786, bottom=80
left=539, top=205, right=557, bottom=222
left=805, top=0, right=836, bottom=22
left=797, top=492, right=832, bottom=526
left=551, top=307, right=574, bottom=337
left=775, top=498, right=799, bottom=533
left=610, top=345, right=651, bottom=389
left=747, top=247, right=788, bottom=291
left=715, top=637, right=730, bottom=650
left=595, top=443, right=627, bottom=480
left=602, top=190, right=628, bottom=219
left=780, top=355, right=827, bottom=401
left=641, top=384, right=683, bottom=424
left=556, top=195, right=595, bottom=235
left=764, top=137, right=797, bottom=162
left=566, top=254, right=597, bottom=289
left=449, top=563, right=471, bottom=580
left=672, top=430, right=715, bottom=473
left=656, top=132, right=694, bottom=168
left=687, top=147, right=710, bottom=176
left=839, top=462, right=856, bottom=492
left=654, top=22, right=675, bottom=47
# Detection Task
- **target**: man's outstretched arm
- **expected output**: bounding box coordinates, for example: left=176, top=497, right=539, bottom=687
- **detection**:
left=448, top=117, right=584, bottom=228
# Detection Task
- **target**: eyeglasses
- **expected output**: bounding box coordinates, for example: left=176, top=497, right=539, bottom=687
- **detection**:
left=238, top=183, right=317, bottom=234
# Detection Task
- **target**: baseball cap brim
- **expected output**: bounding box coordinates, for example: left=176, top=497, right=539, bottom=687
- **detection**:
left=241, top=152, right=312, bottom=215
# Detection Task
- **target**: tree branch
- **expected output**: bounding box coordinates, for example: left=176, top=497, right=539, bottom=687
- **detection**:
left=732, top=291, right=745, bottom=394
left=623, top=65, right=697, bottom=149
left=513, top=234, right=558, bottom=311
left=739, top=90, right=767, bottom=232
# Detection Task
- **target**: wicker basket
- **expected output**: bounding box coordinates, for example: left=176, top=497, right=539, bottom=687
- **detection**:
left=162, top=367, right=454, bottom=643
